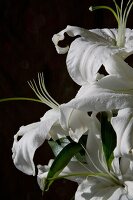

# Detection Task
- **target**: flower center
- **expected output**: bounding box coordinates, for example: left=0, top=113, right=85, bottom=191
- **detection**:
left=116, top=0, right=133, bottom=47
left=89, top=0, right=133, bottom=48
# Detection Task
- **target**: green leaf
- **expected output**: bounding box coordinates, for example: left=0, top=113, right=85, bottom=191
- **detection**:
left=44, top=142, right=83, bottom=191
left=101, top=112, right=116, bottom=169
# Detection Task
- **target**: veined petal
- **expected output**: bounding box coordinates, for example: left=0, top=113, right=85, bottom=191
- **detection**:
left=52, top=26, right=117, bottom=55
left=75, top=177, right=125, bottom=200
left=61, top=84, right=133, bottom=113
left=85, top=116, right=107, bottom=173
left=53, top=26, right=120, bottom=85
left=119, top=157, right=133, bottom=181
left=125, top=28, right=133, bottom=52
left=49, top=122, right=68, bottom=141
left=53, top=26, right=133, bottom=86
left=12, top=109, right=59, bottom=176
left=103, top=54, right=133, bottom=80
left=111, top=157, right=122, bottom=180
left=66, top=37, right=116, bottom=85
left=37, top=160, right=53, bottom=191
left=98, top=75, right=133, bottom=92
left=60, top=107, right=91, bottom=142
left=111, top=108, right=133, bottom=158
left=125, top=181, right=133, bottom=199
left=111, top=157, right=133, bottom=182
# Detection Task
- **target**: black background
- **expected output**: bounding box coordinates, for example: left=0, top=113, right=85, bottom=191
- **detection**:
left=0, top=0, right=133, bottom=199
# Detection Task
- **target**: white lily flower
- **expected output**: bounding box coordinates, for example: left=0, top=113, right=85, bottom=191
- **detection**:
left=12, top=73, right=91, bottom=175
left=37, top=115, right=133, bottom=199
left=52, top=0, right=133, bottom=123
left=52, top=1, right=133, bottom=86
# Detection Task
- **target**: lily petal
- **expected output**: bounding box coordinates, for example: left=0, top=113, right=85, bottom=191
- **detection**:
left=103, top=54, right=133, bottom=80
left=125, top=28, right=133, bottom=53
left=119, top=157, right=133, bottom=181
left=52, top=26, right=113, bottom=54
left=111, top=108, right=133, bottom=158
left=53, top=26, right=120, bottom=85
left=61, top=83, right=133, bottom=113
left=60, top=107, right=91, bottom=142
left=75, top=177, right=126, bottom=200
left=98, top=75, right=133, bottom=92
left=85, top=115, right=107, bottom=173
left=53, top=26, right=133, bottom=86
left=12, top=109, right=59, bottom=175
left=125, top=181, right=133, bottom=199
left=49, top=122, right=67, bottom=141
left=66, top=36, right=116, bottom=85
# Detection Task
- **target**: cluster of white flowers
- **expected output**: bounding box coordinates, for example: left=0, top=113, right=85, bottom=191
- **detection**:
left=11, top=0, right=133, bottom=199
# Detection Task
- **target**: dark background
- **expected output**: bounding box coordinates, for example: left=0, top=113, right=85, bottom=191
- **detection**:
left=0, top=0, right=133, bottom=199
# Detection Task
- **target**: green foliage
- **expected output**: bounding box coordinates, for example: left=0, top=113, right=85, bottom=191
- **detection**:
left=44, top=142, right=83, bottom=191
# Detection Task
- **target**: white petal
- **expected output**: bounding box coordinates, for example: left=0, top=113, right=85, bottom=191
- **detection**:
left=119, top=157, right=133, bottom=180
left=125, top=29, right=133, bottom=52
left=111, top=157, right=122, bottom=180
left=12, top=109, right=59, bottom=175
left=37, top=159, right=54, bottom=190
left=91, top=28, right=117, bottom=43
left=53, top=26, right=133, bottom=86
left=98, top=75, right=133, bottom=91
left=120, top=158, right=130, bottom=176
left=53, top=26, right=120, bottom=85
left=66, top=37, right=116, bottom=85
left=85, top=116, right=107, bottom=173
left=52, top=26, right=117, bottom=55
left=103, top=54, right=133, bottom=80
left=52, top=25, right=87, bottom=54
left=111, top=108, right=133, bottom=157
left=60, top=107, right=91, bottom=142
left=49, top=122, right=67, bottom=140
left=75, top=177, right=125, bottom=200
left=62, top=84, right=133, bottom=113
left=66, top=28, right=118, bottom=85
left=125, top=181, right=133, bottom=199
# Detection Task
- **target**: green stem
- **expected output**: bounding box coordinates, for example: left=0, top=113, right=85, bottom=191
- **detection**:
left=47, top=171, right=123, bottom=186
left=0, top=97, right=43, bottom=104
left=47, top=172, right=114, bottom=181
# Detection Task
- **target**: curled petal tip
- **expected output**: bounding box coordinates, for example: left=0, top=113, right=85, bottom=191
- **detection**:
left=52, top=34, right=69, bottom=54
left=56, top=46, right=69, bottom=54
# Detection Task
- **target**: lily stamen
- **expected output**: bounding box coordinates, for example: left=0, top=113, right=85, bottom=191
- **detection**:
left=28, top=73, right=59, bottom=110
left=89, top=0, right=133, bottom=47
